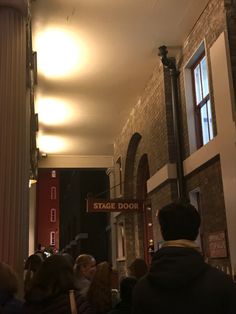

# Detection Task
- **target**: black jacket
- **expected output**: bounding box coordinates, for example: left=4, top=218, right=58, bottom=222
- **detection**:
left=23, top=289, right=94, bottom=314
left=108, top=300, right=132, bottom=314
left=132, top=247, right=236, bottom=314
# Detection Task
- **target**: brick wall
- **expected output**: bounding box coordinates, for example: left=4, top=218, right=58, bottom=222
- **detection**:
left=114, top=62, right=175, bottom=266
left=185, top=156, right=230, bottom=267
left=114, top=63, right=173, bottom=181
left=113, top=0, right=232, bottom=270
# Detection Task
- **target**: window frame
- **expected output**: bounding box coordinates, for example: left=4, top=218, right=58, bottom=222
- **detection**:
left=50, top=186, right=57, bottom=200
left=50, top=231, right=56, bottom=246
left=191, top=52, right=213, bottom=148
left=50, top=208, right=56, bottom=223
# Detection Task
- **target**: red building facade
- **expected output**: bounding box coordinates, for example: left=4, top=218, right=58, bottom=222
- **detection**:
left=37, top=169, right=60, bottom=252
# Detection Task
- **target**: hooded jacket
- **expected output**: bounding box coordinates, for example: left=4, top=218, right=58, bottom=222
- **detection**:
left=132, top=247, right=236, bottom=314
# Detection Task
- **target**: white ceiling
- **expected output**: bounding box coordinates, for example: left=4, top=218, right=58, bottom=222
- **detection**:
left=31, top=0, right=209, bottom=157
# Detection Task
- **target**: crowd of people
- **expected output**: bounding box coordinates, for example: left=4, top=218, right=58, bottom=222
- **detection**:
left=0, top=202, right=236, bottom=313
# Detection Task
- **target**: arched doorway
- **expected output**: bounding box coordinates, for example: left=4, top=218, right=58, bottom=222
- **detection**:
left=136, top=154, right=154, bottom=264
left=124, top=133, right=142, bottom=198
left=122, top=133, right=142, bottom=263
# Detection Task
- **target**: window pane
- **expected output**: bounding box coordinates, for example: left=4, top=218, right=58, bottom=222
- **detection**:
left=200, top=104, right=210, bottom=145
left=194, top=65, right=202, bottom=104
left=207, top=100, right=213, bottom=140
left=200, top=57, right=209, bottom=98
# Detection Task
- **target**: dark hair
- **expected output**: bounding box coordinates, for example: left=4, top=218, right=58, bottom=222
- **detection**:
left=120, top=277, right=137, bottom=301
left=62, top=253, right=74, bottom=268
left=87, top=261, right=112, bottom=314
left=0, top=262, right=18, bottom=295
left=24, top=254, right=43, bottom=293
left=158, top=202, right=201, bottom=241
left=128, top=258, right=148, bottom=280
left=25, top=255, right=75, bottom=300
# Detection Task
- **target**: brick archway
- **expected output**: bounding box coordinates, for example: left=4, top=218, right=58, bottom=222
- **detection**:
left=124, top=133, right=142, bottom=198
left=136, top=154, right=154, bottom=264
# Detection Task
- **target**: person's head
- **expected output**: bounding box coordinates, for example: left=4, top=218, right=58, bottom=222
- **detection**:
left=128, top=258, right=148, bottom=280
left=74, top=254, right=96, bottom=280
left=26, top=254, right=74, bottom=299
left=62, top=253, right=74, bottom=268
left=87, top=261, right=112, bottom=313
left=158, top=202, right=201, bottom=241
left=119, top=277, right=137, bottom=302
left=0, top=262, right=18, bottom=295
left=24, top=254, right=44, bottom=293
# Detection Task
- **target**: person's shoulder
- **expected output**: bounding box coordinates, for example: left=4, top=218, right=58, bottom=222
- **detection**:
left=74, top=290, right=95, bottom=314
left=2, top=297, right=23, bottom=314
left=133, top=274, right=150, bottom=297
left=205, top=266, right=236, bottom=289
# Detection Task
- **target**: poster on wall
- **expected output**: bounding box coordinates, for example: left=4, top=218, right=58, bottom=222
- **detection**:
left=208, top=231, right=227, bottom=258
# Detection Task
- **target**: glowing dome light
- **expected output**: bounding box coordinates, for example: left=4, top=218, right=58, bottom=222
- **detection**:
left=35, top=28, right=84, bottom=78
left=36, top=97, right=72, bottom=126
left=37, top=134, right=67, bottom=154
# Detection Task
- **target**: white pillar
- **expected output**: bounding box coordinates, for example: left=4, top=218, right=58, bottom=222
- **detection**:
left=0, top=1, right=29, bottom=274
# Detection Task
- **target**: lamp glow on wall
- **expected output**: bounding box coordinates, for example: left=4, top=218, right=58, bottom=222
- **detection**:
left=37, top=133, right=67, bottom=154
left=34, top=27, right=86, bottom=78
left=36, top=97, right=72, bottom=126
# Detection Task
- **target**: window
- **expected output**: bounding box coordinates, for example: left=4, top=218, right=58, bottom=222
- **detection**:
left=50, top=208, right=56, bottom=222
left=50, top=186, right=56, bottom=200
left=117, top=222, right=125, bottom=259
left=51, top=170, right=56, bottom=178
left=192, top=54, right=213, bottom=147
left=50, top=231, right=55, bottom=246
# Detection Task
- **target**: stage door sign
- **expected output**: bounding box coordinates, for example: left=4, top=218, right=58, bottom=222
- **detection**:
left=86, top=198, right=144, bottom=212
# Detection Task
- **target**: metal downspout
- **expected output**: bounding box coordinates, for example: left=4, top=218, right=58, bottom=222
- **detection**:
left=158, top=45, right=186, bottom=200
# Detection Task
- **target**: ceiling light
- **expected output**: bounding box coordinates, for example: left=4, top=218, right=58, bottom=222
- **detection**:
left=37, top=134, right=67, bottom=154
left=34, top=28, right=85, bottom=78
left=36, top=97, right=72, bottom=126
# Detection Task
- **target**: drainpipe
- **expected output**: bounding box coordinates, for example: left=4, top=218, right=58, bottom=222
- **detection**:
left=158, top=45, right=186, bottom=200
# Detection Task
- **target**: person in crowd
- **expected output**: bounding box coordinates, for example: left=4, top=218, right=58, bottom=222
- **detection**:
left=74, top=254, right=96, bottom=297
left=62, top=252, right=75, bottom=268
left=23, top=254, right=94, bottom=314
left=24, top=254, right=44, bottom=294
left=87, top=261, right=113, bottom=314
left=127, top=258, right=148, bottom=280
left=108, top=277, right=137, bottom=314
left=0, top=262, right=23, bottom=314
left=132, top=201, right=236, bottom=314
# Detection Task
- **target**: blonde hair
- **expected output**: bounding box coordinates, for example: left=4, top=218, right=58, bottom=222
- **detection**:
left=0, top=262, right=18, bottom=294
left=74, top=254, right=95, bottom=275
